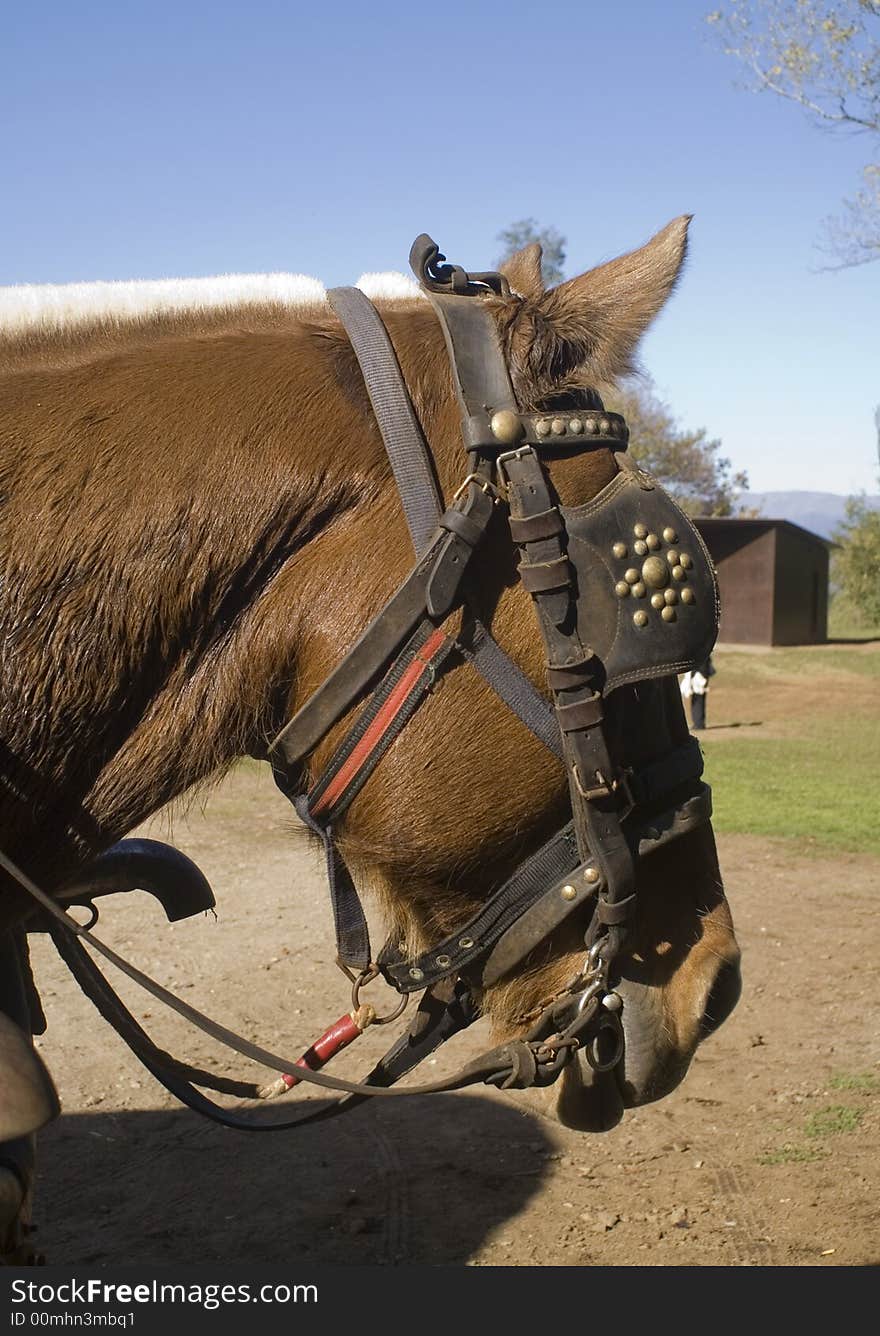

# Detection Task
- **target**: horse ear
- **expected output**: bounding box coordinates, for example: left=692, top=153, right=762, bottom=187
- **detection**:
left=499, top=242, right=545, bottom=300
left=512, top=216, right=690, bottom=398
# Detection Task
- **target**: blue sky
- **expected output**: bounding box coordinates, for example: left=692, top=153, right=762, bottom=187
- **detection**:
left=3, top=0, right=877, bottom=496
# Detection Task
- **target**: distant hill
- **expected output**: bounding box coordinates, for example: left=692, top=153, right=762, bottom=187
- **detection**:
left=741, top=491, right=880, bottom=541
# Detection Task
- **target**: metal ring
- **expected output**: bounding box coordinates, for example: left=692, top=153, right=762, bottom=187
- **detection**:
left=586, top=1013, right=624, bottom=1072
left=351, top=966, right=409, bottom=1026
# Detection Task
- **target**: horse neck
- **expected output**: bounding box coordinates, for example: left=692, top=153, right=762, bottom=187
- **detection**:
left=0, top=311, right=428, bottom=883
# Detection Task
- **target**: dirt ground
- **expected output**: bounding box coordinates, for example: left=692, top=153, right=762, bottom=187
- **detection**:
left=24, top=729, right=879, bottom=1269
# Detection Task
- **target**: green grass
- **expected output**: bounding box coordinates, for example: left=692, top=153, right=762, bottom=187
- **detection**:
left=702, top=716, right=880, bottom=854
left=828, top=1072, right=880, bottom=1093
left=804, top=1105, right=864, bottom=1138
left=758, top=1144, right=828, bottom=1165
left=716, top=645, right=880, bottom=680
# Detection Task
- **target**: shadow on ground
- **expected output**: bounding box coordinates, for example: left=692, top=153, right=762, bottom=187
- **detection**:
left=34, top=1095, right=553, bottom=1265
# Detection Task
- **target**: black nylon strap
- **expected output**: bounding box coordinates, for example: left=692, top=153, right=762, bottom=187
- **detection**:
left=293, top=796, right=371, bottom=971
left=328, top=286, right=443, bottom=556
left=379, top=824, right=581, bottom=990
left=463, top=620, right=563, bottom=759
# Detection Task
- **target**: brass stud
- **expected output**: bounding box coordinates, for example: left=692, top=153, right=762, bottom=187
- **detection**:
left=663, top=527, right=678, bottom=544
left=560, top=884, right=577, bottom=902
left=667, top=549, right=680, bottom=566
left=661, top=606, right=677, bottom=622
left=633, top=523, right=648, bottom=539
left=680, top=552, right=693, bottom=569
left=632, top=581, right=647, bottom=598
left=598, top=418, right=611, bottom=434
left=612, top=541, right=628, bottom=559
left=535, top=418, right=552, bottom=438
left=624, top=567, right=639, bottom=584
left=435, top=953, right=451, bottom=968
left=664, top=588, right=678, bottom=605
left=551, top=417, right=566, bottom=436
left=584, top=418, right=598, bottom=434
left=672, top=565, right=686, bottom=581
left=646, top=533, right=661, bottom=550
left=409, top=966, right=425, bottom=981
left=583, top=866, right=600, bottom=884
left=651, top=592, right=665, bottom=609
left=569, top=418, right=584, bottom=435
left=459, top=936, right=474, bottom=950
left=633, top=610, right=649, bottom=628
left=489, top=409, right=523, bottom=445
left=681, top=588, right=695, bottom=605
left=615, top=581, right=631, bottom=598
left=634, top=539, right=648, bottom=556
left=642, top=555, right=669, bottom=588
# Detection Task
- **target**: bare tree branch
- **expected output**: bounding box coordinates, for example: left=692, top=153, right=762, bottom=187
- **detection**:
left=707, top=1, right=880, bottom=265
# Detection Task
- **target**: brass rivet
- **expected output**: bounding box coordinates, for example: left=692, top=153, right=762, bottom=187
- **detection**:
left=490, top=409, right=523, bottom=445
left=551, top=417, right=567, bottom=436
left=642, top=555, right=669, bottom=588
left=569, top=418, right=584, bottom=435
left=583, top=866, right=600, bottom=884
left=664, top=588, right=678, bottom=605
left=632, top=581, right=647, bottom=598
left=435, top=953, right=451, bottom=968
left=651, top=592, right=665, bottom=609
left=646, top=533, right=661, bottom=551
left=584, top=417, right=598, bottom=434
left=661, top=606, right=677, bottom=622
left=633, top=523, right=648, bottom=539
left=612, top=541, right=628, bottom=559
left=667, top=549, right=680, bottom=566
left=598, top=418, right=611, bottom=434
left=409, top=966, right=425, bottom=980
left=681, top=588, right=695, bottom=605
left=672, top=565, right=686, bottom=581
left=663, top=527, right=678, bottom=544
left=459, top=936, right=474, bottom=950
left=615, top=581, right=631, bottom=598
left=561, top=884, right=577, bottom=902
left=680, top=552, right=693, bottom=569
left=634, top=539, right=648, bottom=556
left=535, top=418, right=552, bottom=438
left=633, top=610, right=649, bottom=628
left=624, top=567, right=639, bottom=584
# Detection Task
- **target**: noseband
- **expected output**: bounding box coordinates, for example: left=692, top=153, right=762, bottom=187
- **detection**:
left=8, top=236, right=719, bottom=1127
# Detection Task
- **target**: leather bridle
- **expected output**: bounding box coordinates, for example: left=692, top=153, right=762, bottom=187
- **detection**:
left=8, top=235, right=720, bottom=1129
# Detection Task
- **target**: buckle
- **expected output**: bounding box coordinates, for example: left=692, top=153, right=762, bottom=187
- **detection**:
left=452, top=473, right=503, bottom=505
left=495, top=446, right=534, bottom=493
left=572, top=765, right=635, bottom=816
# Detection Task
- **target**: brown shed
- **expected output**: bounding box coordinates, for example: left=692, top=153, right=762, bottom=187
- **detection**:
left=692, top=517, right=830, bottom=646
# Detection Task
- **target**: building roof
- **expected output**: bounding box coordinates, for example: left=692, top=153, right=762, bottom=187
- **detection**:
left=692, top=515, right=835, bottom=549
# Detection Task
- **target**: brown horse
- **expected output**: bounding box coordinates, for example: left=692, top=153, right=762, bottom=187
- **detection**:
left=0, top=217, right=741, bottom=1260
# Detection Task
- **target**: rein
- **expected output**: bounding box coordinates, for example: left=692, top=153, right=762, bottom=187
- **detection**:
left=10, top=235, right=719, bottom=1130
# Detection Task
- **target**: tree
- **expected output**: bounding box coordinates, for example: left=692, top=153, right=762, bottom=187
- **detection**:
left=496, top=219, right=566, bottom=285
left=707, top=1, right=880, bottom=267
left=831, top=491, right=880, bottom=623
left=606, top=379, right=751, bottom=516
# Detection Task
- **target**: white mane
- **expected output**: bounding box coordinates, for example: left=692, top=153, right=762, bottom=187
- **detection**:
left=0, top=270, right=424, bottom=335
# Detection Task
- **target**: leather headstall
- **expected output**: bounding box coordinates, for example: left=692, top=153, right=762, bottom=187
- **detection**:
left=7, top=235, right=720, bottom=1131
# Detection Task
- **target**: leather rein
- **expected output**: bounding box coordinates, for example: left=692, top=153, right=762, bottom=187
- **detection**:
left=8, top=236, right=717, bottom=1130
